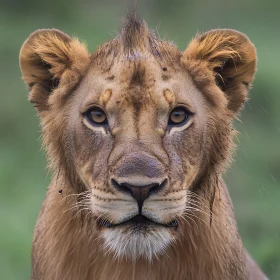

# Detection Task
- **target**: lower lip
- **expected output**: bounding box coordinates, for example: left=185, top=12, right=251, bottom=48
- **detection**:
left=98, top=216, right=178, bottom=229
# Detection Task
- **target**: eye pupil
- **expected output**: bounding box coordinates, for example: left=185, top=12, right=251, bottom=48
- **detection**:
left=169, top=107, right=189, bottom=125
left=86, top=108, right=107, bottom=125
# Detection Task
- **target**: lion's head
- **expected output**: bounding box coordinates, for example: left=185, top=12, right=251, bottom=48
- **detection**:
left=20, top=14, right=256, bottom=261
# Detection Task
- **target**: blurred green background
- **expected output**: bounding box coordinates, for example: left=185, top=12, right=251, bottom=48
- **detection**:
left=0, top=0, right=279, bottom=279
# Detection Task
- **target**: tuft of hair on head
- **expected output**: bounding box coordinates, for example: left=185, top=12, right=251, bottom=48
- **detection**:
left=119, top=10, right=152, bottom=56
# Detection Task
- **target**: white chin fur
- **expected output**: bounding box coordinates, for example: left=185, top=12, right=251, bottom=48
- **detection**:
left=102, top=226, right=174, bottom=261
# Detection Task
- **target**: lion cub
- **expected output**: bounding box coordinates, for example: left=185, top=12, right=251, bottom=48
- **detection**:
left=20, top=12, right=267, bottom=280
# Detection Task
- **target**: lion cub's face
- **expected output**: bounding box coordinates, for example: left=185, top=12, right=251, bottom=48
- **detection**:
left=69, top=58, right=206, bottom=259
left=20, top=17, right=256, bottom=260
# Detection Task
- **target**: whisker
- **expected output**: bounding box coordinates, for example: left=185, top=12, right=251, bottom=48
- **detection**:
left=176, top=213, right=197, bottom=231
left=184, top=211, right=210, bottom=227
left=185, top=206, right=218, bottom=227
left=187, top=200, right=209, bottom=211
left=59, top=190, right=92, bottom=203
left=73, top=207, right=92, bottom=220
left=182, top=213, right=200, bottom=230
left=62, top=198, right=92, bottom=215
left=186, top=205, right=212, bottom=218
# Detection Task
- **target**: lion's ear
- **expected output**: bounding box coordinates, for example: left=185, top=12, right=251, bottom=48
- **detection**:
left=19, top=29, right=90, bottom=111
left=183, top=29, right=257, bottom=114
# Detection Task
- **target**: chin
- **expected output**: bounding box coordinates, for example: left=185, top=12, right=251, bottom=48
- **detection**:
left=102, top=225, right=175, bottom=261
left=98, top=214, right=179, bottom=261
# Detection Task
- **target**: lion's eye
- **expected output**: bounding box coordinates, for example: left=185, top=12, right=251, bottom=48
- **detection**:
left=168, top=107, right=189, bottom=126
left=85, top=107, right=108, bottom=125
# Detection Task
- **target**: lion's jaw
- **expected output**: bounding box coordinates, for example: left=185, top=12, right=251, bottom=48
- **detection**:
left=88, top=179, right=188, bottom=261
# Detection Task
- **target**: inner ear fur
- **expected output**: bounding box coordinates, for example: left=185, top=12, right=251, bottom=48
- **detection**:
left=183, top=29, right=257, bottom=114
left=19, top=29, right=90, bottom=111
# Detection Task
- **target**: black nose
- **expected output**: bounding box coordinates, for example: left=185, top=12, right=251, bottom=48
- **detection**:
left=111, top=179, right=167, bottom=211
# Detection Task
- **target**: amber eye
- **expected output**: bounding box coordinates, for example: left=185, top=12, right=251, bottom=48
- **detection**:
left=85, top=107, right=108, bottom=125
left=168, top=107, right=189, bottom=126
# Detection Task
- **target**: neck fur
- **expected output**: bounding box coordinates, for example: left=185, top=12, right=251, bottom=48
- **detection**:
left=32, top=175, right=248, bottom=280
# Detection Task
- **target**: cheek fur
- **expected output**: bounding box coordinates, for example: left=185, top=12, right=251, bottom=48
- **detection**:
left=72, top=121, right=114, bottom=185
left=163, top=124, right=202, bottom=185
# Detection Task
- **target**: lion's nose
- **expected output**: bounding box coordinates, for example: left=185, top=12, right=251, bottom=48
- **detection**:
left=112, top=151, right=167, bottom=210
left=111, top=179, right=167, bottom=211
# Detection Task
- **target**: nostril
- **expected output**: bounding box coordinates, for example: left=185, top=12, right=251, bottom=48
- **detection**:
left=111, top=178, right=168, bottom=196
left=149, top=178, right=168, bottom=196
left=111, top=178, right=120, bottom=189
left=111, top=178, right=168, bottom=211
left=111, top=179, right=132, bottom=195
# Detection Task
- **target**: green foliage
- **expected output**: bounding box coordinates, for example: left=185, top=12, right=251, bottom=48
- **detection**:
left=0, top=0, right=279, bottom=279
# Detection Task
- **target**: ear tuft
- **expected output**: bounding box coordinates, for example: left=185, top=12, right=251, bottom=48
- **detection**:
left=19, top=29, right=90, bottom=110
left=183, top=29, right=257, bottom=114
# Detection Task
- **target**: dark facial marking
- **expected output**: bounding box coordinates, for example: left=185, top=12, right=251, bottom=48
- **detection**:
left=162, top=74, right=170, bottom=81
left=130, top=63, right=146, bottom=86
left=106, top=75, right=115, bottom=81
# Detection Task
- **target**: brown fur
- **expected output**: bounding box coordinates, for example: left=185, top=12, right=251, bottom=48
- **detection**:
left=19, top=13, right=266, bottom=280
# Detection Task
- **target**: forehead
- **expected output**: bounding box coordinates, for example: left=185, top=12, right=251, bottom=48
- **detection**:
left=78, top=57, right=200, bottom=113
left=74, top=14, right=205, bottom=111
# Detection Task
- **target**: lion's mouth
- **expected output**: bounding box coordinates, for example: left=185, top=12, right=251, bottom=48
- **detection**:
left=98, top=214, right=178, bottom=229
